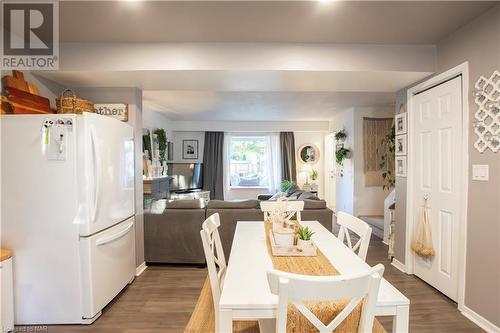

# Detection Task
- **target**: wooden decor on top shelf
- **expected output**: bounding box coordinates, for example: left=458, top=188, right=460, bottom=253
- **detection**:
left=1, top=70, right=55, bottom=115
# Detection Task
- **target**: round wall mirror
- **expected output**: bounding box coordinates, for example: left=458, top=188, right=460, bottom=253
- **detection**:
left=298, top=144, right=320, bottom=164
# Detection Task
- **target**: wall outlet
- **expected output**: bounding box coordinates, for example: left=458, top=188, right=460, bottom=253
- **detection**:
left=472, top=164, right=489, bottom=181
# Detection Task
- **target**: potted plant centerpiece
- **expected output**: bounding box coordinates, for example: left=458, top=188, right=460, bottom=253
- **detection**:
left=297, top=227, right=315, bottom=248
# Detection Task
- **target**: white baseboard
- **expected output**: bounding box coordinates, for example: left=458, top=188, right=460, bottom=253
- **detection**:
left=391, top=258, right=406, bottom=273
left=461, top=305, right=500, bottom=333
left=136, top=262, right=147, bottom=276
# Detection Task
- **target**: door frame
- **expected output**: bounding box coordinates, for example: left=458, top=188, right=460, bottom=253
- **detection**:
left=324, top=133, right=336, bottom=209
left=405, top=62, right=469, bottom=310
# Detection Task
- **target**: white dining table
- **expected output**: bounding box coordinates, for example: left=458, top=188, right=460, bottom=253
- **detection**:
left=218, top=221, right=410, bottom=333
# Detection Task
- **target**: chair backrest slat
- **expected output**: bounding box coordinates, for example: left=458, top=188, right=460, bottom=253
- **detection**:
left=267, top=264, right=385, bottom=333
left=261, top=200, right=305, bottom=223
left=337, top=212, right=372, bottom=261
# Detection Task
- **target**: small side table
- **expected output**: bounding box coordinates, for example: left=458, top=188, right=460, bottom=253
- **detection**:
left=1, top=248, right=14, bottom=332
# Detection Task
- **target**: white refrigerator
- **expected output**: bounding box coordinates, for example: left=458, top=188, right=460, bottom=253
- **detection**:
left=1, top=113, right=136, bottom=324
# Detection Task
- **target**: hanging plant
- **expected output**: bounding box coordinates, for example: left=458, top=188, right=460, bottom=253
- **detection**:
left=334, top=129, right=347, bottom=142
left=335, top=147, right=351, bottom=166
left=378, top=124, right=396, bottom=190
left=153, top=128, right=167, bottom=162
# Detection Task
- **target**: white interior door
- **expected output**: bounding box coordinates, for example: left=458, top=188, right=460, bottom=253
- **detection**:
left=411, top=76, right=462, bottom=301
left=324, top=135, right=336, bottom=209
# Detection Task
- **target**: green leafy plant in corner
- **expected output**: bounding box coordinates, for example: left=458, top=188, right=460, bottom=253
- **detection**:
left=334, top=129, right=347, bottom=142
left=335, top=147, right=351, bottom=166
left=153, top=128, right=167, bottom=162
left=280, top=180, right=296, bottom=192
left=378, top=124, right=396, bottom=190
left=310, top=169, right=318, bottom=181
left=298, top=227, right=315, bottom=241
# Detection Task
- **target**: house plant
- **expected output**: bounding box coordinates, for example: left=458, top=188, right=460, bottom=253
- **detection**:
left=335, top=147, right=351, bottom=165
left=280, top=180, right=296, bottom=192
left=153, top=128, right=167, bottom=162
left=310, top=169, right=318, bottom=183
left=334, top=129, right=347, bottom=142
left=297, top=226, right=315, bottom=247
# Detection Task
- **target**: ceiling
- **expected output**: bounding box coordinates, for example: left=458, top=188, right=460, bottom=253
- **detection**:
left=48, top=1, right=496, bottom=121
left=143, top=91, right=396, bottom=121
left=60, top=1, right=496, bottom=44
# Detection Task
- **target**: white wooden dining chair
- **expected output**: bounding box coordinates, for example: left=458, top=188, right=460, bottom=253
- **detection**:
left=337, top=211, right=373, bottom=261
left=200, top=213, right=227, bottom=331
left=194, top=213, right=259, bottom=333
left=260, top=200, right=305, bottom=223
left=267, top=264, right=385, bottom=333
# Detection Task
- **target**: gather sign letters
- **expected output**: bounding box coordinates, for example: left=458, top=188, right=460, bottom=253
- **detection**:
left=94, top=104, right=128, bottom=122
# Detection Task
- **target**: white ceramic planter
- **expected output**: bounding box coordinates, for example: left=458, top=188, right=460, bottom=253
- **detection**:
left=297, top=239, right=313, bottom=248
left=273, top=230, right=295, bottom=246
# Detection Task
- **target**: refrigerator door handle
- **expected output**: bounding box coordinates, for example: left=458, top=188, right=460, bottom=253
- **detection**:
left=90, top=126, right=102, bottom=223
left=95, top=221, right=134, bottom=246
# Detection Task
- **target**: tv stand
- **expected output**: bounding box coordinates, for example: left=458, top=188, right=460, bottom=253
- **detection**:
left=170, top=189, right=210, bottom=203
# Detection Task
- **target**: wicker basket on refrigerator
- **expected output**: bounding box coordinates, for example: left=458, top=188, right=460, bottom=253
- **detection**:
left=56, top=89, right=94, bottom=114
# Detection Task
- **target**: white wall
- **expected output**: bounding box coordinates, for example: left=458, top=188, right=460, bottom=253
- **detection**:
left=168, top=120, right=329, bottom=132
left=330, top=109, right=355, bottom=215
left=352, top=106, right=393, bottom=216
left=142, top=109, right=173, bottom=139
left=170, top=131, right=205, bottom=164
left=294, top=132, right=326, bottom=199
left=330, top=106, right=393, bottom=217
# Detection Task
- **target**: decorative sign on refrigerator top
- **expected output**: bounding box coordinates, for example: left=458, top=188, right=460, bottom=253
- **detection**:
left=94, top=104, right=128, bottom=122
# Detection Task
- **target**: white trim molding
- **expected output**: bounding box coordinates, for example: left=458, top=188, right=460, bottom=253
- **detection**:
left=461, top=305, right=500, bottom=333
left=136, top=262, right=147, bottom=277
left=405, top=62, right=470, bottom=310
left=391, top=259, right=406, bottom=273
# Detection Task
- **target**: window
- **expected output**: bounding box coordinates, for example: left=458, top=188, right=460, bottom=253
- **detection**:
left=229, top=136, right=269, bottom=187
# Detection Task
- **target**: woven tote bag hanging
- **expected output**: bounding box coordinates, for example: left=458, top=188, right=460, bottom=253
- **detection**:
left=411, top=197, right=435, bottom=257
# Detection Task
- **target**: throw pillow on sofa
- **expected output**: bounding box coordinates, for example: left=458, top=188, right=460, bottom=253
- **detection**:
left=298, top=191, right=320, bottom=201
left=269, top=192, right=286, bottom=200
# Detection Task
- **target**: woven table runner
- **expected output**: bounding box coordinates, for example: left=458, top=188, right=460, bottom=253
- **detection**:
left=264, top=222, right=385, bottom=333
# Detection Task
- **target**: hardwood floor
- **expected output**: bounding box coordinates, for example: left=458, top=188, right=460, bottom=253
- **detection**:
left=365, top=239, right=483, bottom=333
left=19, top=237, right=483, bottom=333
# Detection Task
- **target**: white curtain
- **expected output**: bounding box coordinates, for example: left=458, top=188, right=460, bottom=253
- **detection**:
left=223, top=132, right=233, bottom=200
left=265, top=133, right=281, bottom=193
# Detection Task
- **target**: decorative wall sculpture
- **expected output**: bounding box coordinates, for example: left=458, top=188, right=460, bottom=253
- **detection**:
left=473, top=70, right=499, bottom=153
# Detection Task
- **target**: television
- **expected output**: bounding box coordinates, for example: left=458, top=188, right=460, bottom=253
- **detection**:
left=168, top=163, right=203, bottom=192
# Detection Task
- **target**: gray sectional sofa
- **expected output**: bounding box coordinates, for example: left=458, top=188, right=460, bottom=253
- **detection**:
left=144, top=198, right=334, bottom=264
